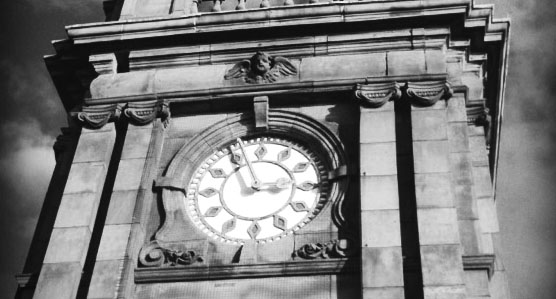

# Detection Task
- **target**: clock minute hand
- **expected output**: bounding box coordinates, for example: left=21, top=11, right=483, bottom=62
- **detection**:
left=236, top=138, right=261, bottom=190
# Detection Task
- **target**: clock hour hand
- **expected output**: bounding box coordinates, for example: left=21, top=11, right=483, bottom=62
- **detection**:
left=236, top=138, right=261, bottom=190
left=259, top=178, right=292, bottom=190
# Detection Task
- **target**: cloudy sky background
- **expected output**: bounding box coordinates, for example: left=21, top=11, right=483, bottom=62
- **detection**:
left=0, top=0, right=554, bottom=298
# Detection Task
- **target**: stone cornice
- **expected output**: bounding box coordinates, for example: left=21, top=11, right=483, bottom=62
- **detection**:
left=65, top=0, right=507, bottom=45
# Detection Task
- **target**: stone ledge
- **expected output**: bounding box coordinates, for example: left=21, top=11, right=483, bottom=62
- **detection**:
left=462, top=254, right=495, bottom=278
left=134, top=258, right=357, bottom=283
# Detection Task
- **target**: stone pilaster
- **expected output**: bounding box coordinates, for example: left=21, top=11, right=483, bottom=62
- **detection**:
left=33, top=125, right=117, bottom=299
left=359, top=98, right=405, bottom=298
left=87, top=119, right=163, bottom=299
left=411, top=99, right=466, bottom=298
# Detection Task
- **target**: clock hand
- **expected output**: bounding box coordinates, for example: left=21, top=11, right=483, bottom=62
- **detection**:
left=236, top=138, right=261, bottom=190
left=259, top=178, right=292, bottom=190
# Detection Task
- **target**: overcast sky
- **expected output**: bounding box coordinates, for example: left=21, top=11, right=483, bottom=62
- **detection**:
left=0, top=0, right=555, bottom=298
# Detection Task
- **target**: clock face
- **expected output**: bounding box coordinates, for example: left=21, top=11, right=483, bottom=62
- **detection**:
left=185, top=136, right=329, bottom=244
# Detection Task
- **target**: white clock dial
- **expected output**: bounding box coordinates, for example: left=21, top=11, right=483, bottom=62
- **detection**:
left=185, top=137, right=329, bottom=244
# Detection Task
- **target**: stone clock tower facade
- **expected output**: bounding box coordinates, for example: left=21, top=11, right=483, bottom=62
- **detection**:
left=15, top=0, right=510, bottom=298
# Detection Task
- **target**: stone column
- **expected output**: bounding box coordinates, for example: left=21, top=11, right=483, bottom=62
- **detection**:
left=33, top=124, right=117, bottom=299
left=87, top=103, right=167, bottom=299
left=409, top=84, right=466, bottom=298
left=358, top=84, right=405, bottom=298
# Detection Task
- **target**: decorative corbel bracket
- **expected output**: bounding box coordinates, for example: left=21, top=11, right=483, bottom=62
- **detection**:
left=124, top=100, right=170, bottom=127
left=73, top=104, right=123, bottom=129
left=355, top=82, right=402, bottom=108
left=292, top=238, right=356, bottom=260
left=138, top=240, right=204, bottom=268
left=404, top=81, right=453, bottom=106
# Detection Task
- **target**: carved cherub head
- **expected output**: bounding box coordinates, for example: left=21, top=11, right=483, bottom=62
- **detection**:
left=250, top=51, right=273, bottom=75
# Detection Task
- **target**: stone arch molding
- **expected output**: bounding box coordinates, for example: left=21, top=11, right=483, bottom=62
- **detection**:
left=154, top=110, right=350, bottom=247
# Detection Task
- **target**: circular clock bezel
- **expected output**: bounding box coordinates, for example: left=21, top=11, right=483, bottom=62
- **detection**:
left=185, top=136, right=330, bottom=244
left=160, top=110, right=349, bottom=246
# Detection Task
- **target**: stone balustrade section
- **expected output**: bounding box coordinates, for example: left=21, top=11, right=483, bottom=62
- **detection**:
left=87, top=122, right=160, bottom=299
left=359, top=102, right=405, bottom=298
left=411, top=100, right=467, bottom=298
left=33, top=125, right=117, bottom=299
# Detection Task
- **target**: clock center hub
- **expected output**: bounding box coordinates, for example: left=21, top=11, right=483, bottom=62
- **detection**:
left=221, top=161, right=294, bottom=219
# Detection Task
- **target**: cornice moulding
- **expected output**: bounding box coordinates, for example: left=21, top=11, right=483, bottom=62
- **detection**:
left=64, top=0, right=507, bottom=45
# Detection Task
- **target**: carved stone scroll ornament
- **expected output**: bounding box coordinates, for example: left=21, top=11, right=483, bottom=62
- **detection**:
left=74, top=104, right=123, bottom=129
left=355, top=82, right=402, bottom=108
left=124, top=100, right=170, bottom=127
left=224, top=51, right=297, bottom=84
left=293, top=239, right=356, bottom=259
left=404, top=81, right=453, bottom=106
left=138, top=240, right=203, bottom=267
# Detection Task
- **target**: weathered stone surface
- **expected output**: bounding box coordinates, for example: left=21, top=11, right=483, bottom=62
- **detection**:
left=387, top=50, right=426, bottom=76
left=363, top=287, right=404, bottom=298
left=257, top=234, right=294, bottom=263
left=113, top=159, right=147, bottom=191
left=90, top=71, right=154, bottom=99
left=300, top=53, right=386, bottom=81
left=448, top=122, right=469, bottom=152
left=473, top=166, right=493, bottom=198
left=425, top=50, right=447, bottom=74
left=43, top=227, right=91, bottom=264
left=361, top=210, right=401, bottom=248
left=360, top=175, right=399, bottom=211
left=64, top=162, right=106, bottom=194
left=447, top=95, right=467, bottom=122
left=168, top=114, right=228, bottom=138
left=417, top=208, right=460, bottom=245
left=420, top=244, right=464, bottom=285
left=477, top=197, right=500, bottom=233
left=96, top=224, right=132, bottom=260
left=156, top=64, right=227, bottom=92
left=468, top=135, right=489, bottom=162
left=454, top=185, right=477, bottom=220
left=361, top=247, right=403, bottom=288
left=135, top=275, right=335, bottom=299
left=450, top=153, right=474, bottom=186
left=458, top=220, right=481, bottom=255
left=105, top=190, right=138, bottom=225
left=411, top=109, right=447, bottom=141
left=33, top=262, right=82, bottom=299
left=360, top=142, right=397, bottom=176
left=121, top=126, right=153, bottom=159
left=461, top=72, right=484, bottom=100
left=413, top=141, right=450, bottom=173
left=414, top=173, right=454, bottom=208
left=464, top=270, right=490, bottom=297
left=423, top=285, right=466, bottom=299
left=360, top=110, right=396, bottom=143
left=54, top=193, right=99, bottom=230
left=88, top=259, right=122, bottom=298
left=489, top=270, right=511, bottom=299
left=73, top=130, right=116, bottom=163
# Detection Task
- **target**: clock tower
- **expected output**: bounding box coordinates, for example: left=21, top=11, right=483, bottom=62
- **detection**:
left=15, top=0, right=510, bottom=298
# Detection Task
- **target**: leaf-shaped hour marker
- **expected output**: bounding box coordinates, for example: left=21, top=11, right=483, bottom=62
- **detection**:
left=231, top=152, right=242, bottom=165
left=293, top=162, right=310, bottom=173
left=254, top=144, right=267, bottom=160
left=277, top=147, right=291, bottom=162
left=273, top=215, right=287, bottom=231
left=199, top=187, right=218, bottom=198
left=204, top=206, right=222, bottom=217
left=247, top=221, right=262, bottom=239
left=222, top=218, right=237, bottom=234
left=297, top=181, right=317, bottom=191
left=291, top=201, right=310, bottom=212
left=209, top=168, right=226, bottom=178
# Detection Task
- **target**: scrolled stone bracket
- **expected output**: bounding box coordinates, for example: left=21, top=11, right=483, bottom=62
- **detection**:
left=404, top=81, right=453, bottom=106
left=72, top=103, right=123, bottom=129
left=355, top=82, right=402, bottom=108
left=292, top=238, right=356, bottom=260
left=72, top=101, right=171, bottom=129
left=124, top=100, right=170, bottom=127
left=138, top=240, right=204, bottom=268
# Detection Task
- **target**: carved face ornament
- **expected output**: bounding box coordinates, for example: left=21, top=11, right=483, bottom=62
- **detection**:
left=250, top=52, right=272, bottom=75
